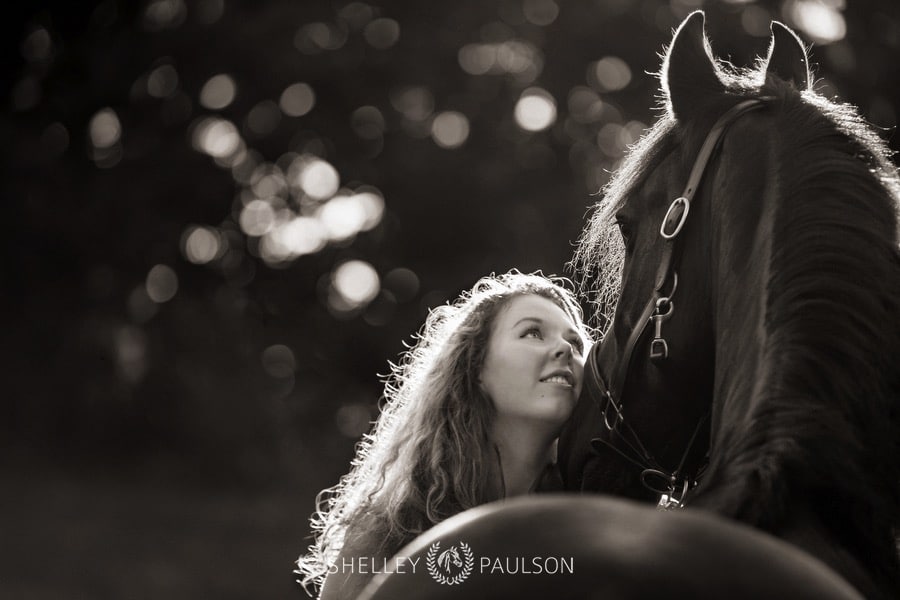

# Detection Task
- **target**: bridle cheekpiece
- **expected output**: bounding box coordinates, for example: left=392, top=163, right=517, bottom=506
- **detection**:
left=587, top=98, right=770, bottom=510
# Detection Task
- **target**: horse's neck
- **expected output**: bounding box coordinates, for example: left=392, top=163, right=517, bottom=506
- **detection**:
left=696, top=118, right=899, bottom=598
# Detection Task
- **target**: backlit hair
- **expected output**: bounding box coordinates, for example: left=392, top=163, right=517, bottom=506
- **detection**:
left=296, top=271, right=592, bottom=593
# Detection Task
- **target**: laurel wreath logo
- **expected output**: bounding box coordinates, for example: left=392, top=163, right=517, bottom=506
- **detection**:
left=425, top=540, right=474, bottom=585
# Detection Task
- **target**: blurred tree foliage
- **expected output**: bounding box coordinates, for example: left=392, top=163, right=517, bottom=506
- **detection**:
left=2, top=0, right=898, bottom=491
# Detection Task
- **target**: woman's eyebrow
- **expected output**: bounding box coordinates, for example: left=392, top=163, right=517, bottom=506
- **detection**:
left=513, top=317, right=580, bottom=338
left=512, top=316, right=544, bottom=328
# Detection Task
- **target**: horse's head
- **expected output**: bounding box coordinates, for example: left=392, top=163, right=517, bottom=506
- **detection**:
left=438, top=547, right=463, bottom=571
left=602, top=15, right=814, bottom=462
left=561, top=11, right=807, bottom=501
left=563, top=11, right=840, bottom=499
left=561, top=10, right=900, bottom=595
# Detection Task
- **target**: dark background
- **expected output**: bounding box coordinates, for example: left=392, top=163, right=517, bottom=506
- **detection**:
left=3, top=1, right=898, bottom=598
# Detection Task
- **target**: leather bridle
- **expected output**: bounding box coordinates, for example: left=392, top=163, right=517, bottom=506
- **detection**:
left=586, top=98, right=769, bottom=509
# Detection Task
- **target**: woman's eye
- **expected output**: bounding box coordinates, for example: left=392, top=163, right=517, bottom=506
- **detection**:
left=522, top=327, right=542, bottom=339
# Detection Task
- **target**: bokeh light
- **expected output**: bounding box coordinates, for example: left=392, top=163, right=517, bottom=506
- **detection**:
left=456, top=37, right=544, bottom=81
left=567, top=86, right=604, bottom=123
left=280, top=83, right=315, bottom=117
left=89, top=108, right=121, bottom=148
left=199, top=73, right=237, bottom=110
left=295, top=22, right=348, bottom=53
left=514, top=88, right=557, bottom=132
left=335, top=403, right=372, bottom=438
left=147, top=64, right=179, bottom=98
left=355, top=191, right=385, bottom=231
left=115, top=326, right=148, bottom=384
left=458, top=43, right=497, bottom=75
left=589, top=56, right=632, bottom=92
left=363, top=18, right=400, bottom=49
left=182, top=226, right=221, bottom=264
left=239, top=199, right=277, bottom=236
left=145, top=264, right=178, bottom=303
left=231, top=148, right=260, bottom=184
left=786, top=0, right=846, bottom=44
left=261, top=344, right=296, bottom=378
left=351, top=106, right=385, bottom=139
left=330, top=260, right=380, bottom=311
left=523, top=0, right=559, bottom=26
left=296, top=158, right=340, bottom=200
left=497, top=41, right=536, bottom=74
left=22, top=27, right=52, bottom=62
left=390, top=86, right=434, bottom=121
left=318, top=195, right=369, bottom=241
left=597, top=123, right=624, bottom=157
left=339, top=2, right=376, bottom=30
left=143, top=0, right=187, bottom=31
left=250, top=165, right=288, bottom=200
left=192, top=117, right=242, bottom=159
left=431, top=111, right=470, bottom=148
left=262, top=216, right=327, bottom=261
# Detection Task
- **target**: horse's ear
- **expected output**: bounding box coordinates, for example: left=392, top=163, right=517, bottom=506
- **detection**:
left=662, top=11, right=724, bottom=121
left=765, top=21, right=810, bottom=90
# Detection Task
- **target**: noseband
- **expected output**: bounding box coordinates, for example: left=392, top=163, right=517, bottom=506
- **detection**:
left=587, top=98, right=769, bottom=509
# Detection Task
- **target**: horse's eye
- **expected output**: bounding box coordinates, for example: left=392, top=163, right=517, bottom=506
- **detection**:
left=615, top=218, right=632, bottom=245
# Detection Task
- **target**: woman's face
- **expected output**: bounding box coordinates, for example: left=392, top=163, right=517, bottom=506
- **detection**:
left=480, top=294, right=586, bottom=429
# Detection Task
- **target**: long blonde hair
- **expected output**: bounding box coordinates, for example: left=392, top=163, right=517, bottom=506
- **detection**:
left=296, top=271, right=591, bottom=592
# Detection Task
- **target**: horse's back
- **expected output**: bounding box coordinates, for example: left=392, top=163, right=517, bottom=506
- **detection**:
left=361, top=495, right=862, bottom=599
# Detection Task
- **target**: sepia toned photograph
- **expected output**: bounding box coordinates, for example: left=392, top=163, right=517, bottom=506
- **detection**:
left=3, top=1, right=898, bottom=598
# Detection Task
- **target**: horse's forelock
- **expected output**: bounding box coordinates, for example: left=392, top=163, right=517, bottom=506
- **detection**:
left=570, top=118, right=677, bottom=330
left=572, top=58, right=771, bottom=331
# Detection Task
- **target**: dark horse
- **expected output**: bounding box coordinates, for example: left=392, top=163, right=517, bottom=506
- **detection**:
left=363, top=12, right=900, bottom=599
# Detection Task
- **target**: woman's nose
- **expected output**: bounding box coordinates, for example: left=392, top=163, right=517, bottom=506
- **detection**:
left=553, top=339, right=574, bottom=360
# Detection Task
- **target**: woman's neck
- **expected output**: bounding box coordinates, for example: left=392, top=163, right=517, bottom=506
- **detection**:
left=492, top=419, right=556, bottom=497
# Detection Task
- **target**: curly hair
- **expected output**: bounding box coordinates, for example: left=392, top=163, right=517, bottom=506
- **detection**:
left=296, top=271, right=592, bottom=593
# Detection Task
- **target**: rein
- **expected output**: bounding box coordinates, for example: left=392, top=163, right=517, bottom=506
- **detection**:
left=588, top=98, right=769, bottom=510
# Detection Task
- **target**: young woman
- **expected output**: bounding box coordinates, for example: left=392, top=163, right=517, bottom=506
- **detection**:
left=296, top=271, right=592, bottom=599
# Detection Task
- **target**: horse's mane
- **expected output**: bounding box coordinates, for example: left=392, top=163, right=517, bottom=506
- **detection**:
left=718, top=75, right=900, bottom=589
left=573, top=59, right=900, bottom=590
left=569, top=56, right=766, bottom=329
left=570, top=117, right=676, bottom=331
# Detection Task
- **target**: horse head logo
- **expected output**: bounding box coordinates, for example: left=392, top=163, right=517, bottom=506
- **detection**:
left=437, top=546, right=463, bottom=571
left=426, top=540, right=474, bottom=585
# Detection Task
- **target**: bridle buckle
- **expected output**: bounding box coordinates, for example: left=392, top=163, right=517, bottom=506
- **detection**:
left=660, top=196, right=690, bottom=239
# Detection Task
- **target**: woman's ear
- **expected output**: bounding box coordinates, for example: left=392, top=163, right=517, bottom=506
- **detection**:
left=661, top=11, right=725, bottom=121
left=765, top=21, right=811, bottom=90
